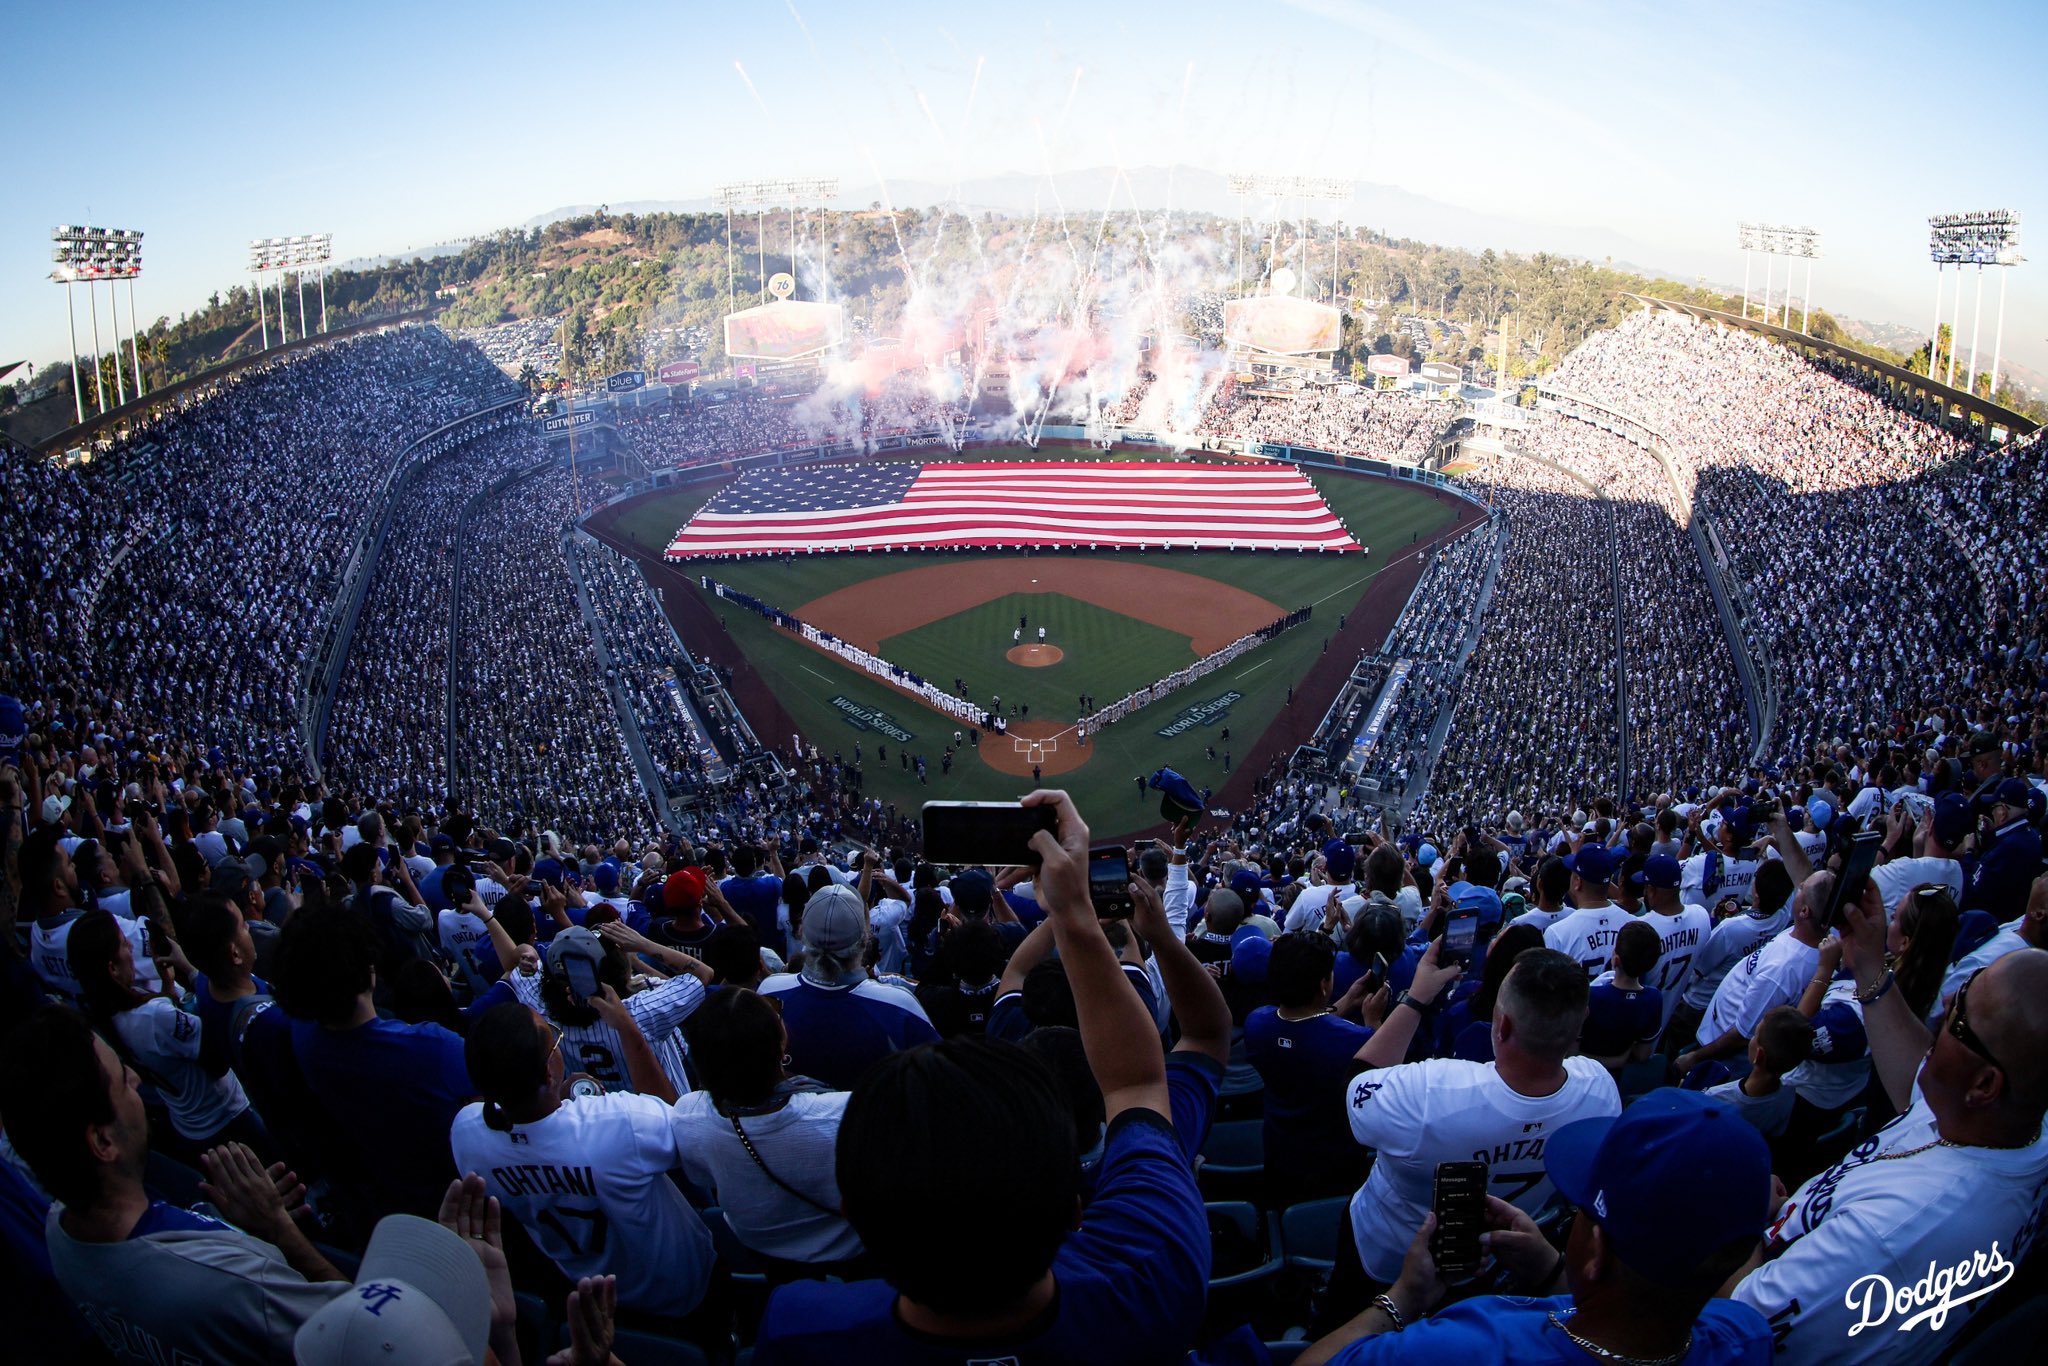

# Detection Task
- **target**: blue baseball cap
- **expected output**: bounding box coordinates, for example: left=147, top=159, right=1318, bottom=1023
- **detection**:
left=1633, top=853, right=1682, bottom=889
left=1933, top=791, right=1974, bottom=848
left=1453, top=884, right=1504, bottom=925
left=1415, top=843, right=1438, bottom=868
left=1993, top=777, right=2033, bottom=810
left=1229, top=868, right=1267, bottom=901
left=1565, top=844, right=1616, bottom=885
left=1806, top=796, right=1835, bottom=830
left=1322, top=838, right=1356, bottom=881
left=591, top=863, right=620, bottom=894
left=1230, top=926, right=1273, bottom=986
left=531, top=857, right=568, bottom=887
left=1545, top=1088, right=1771, bottom=1285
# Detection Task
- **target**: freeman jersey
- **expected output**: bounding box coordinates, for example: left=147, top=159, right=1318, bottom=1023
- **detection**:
left=507, top=970, right=701, bottom=1096
left=1345, top=1056, right=1621, bottom=1282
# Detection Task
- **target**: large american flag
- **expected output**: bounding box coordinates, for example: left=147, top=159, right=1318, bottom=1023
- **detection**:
left=664, top=461, right=1360, bottom=558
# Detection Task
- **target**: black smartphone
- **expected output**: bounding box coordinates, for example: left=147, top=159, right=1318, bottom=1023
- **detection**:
left=1443, top=907, right=1480, bottom=969
left=1432, top=1160, right=1489, bottom=1276
left=921, top=801, right=1059, bottom=867
left=1818, top=830, right=1884, bottom=933
left=1088, top=845, right=1132, bottom=919
left=562, top=955, right=600, bottom=1004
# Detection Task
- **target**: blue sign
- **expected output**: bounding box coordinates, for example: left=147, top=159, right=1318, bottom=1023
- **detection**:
left=605, top=370, right=646, bottom=393
left=540, top=410, right=597, bottom=434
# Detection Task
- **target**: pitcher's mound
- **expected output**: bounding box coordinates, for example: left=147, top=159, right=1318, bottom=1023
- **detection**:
left=1006, top=644, right=1064, bottom=667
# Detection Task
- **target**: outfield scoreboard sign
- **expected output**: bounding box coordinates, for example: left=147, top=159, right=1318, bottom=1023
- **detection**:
left=830, top=695, right=914, bottom=742
left=657, top=360, right=700, bottom=385
left=1156, top=691, right=1242, bottom=738
left=539, top=410, right=596, bottom=434
left=605, top=370, right=646, bottom=393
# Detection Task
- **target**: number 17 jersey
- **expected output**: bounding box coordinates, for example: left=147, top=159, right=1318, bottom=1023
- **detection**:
left=1346, top=1056, right=1621, bottom=1281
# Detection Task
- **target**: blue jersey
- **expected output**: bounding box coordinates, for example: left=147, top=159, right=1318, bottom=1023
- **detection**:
left=754, top=1109, right=1209, bottom=1366
left=1581, top=982, right=1662, bottom=1057
left=1324, top=1296, right=1771, bottom=1365
left=754, top=973, right=940, bottom=1090
left=1244, top=1006, right=1374, bottom=1198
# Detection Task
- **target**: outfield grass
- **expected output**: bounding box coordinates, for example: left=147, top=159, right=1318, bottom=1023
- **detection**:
left=603, top=452, right=1460, bottom=829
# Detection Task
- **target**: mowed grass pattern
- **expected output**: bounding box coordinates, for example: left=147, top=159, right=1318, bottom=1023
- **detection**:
left=603, top=454, right=1460, bottom=830
left=878, top=592, right=1196, bottom=720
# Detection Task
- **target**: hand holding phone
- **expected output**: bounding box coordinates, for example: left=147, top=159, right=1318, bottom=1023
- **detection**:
left=1816, top=830, right=1883, bottom=934
left=1431, top=1161, right=1489, bottom=1277
left=921, top=801, right=1058, bottom=867
left=1442, top=907, right=1479, bottom=969
left=1087, top=845, right=1132, bottom=919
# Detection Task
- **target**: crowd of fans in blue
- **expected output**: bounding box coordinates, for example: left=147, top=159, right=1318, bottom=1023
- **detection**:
left=0, top=309, right=2045, bottom=1366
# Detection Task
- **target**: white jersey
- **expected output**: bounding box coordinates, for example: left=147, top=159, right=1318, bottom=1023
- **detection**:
left=1784, top=977, right=1872, bottom=1111
left=31, top=911, right=161, bottom=1003
left=1345, top=1056, right=1621, bottom=1281
left=451, top=1092, right=716, bottom=1317
left=1681, top=903, right=1793, bottom=1009
left=1697, top=930, right=1819, bottom=1048
left=1679, top=849, right=1764, bottom=910
left=438, top=907, right=496, bottom=971
left=1542, top=902, right=1626, bottom=977
left=111, top=997, right=250, bottom=1141
left=1507, top=906, right=1570, bottom=935
left=1734, top=1087, right=2048, bottom=1365
left=507, top=971, right=702, bottom=1096
left=1283, top=883, right=1353, bottom=935
left=1637, top=903, right=1713, bottom=1030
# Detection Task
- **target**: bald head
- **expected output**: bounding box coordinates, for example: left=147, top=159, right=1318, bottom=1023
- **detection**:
left=1974, top=949, right=2048, bottom=1118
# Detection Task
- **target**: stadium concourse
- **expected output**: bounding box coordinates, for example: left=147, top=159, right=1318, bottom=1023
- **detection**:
left=0, top=307, right=2045, bottom=1366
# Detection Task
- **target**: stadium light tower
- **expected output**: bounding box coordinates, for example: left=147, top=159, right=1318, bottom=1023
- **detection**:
left=51, top=225, right=144, bottom=420
left=1734, top=222, right=1820, bottom=332
left=716, top=179, right=840, bottom=312
left=1929, top=210, right=2022, bottom=398
left=1227, top=173, right=1354, bottom=298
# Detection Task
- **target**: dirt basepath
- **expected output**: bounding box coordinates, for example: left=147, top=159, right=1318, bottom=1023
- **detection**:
left=795, top=558, right=1282, bottom=657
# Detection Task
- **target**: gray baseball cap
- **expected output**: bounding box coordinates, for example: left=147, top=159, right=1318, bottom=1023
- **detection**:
left=801, top=883, right=868, bottom=954
left=293, top=1213, right=489, bottom=1365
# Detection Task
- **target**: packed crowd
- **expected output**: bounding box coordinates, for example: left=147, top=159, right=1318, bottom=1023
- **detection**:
left=325, top=426, right=553, bottom=810
left=453, top=467, right=659, bottom=846
left=575, top=538, right=755, bottom=796
left=1199, top=385, right=1451, bottom=465
left=1, top=303, right=2045, bottom=1366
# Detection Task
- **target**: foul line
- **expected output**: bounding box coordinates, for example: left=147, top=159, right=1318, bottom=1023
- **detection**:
left=800, top=665, right=834, bottom=683
left=1234, top=659, right=1272, bottom=680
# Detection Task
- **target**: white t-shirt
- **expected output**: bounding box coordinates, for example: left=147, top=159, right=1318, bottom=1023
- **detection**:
left=1786, top=977, right=1873, bottom=1112
left=1698, top=930, right=1819, bottom=1048
left=1283, top=883, right=1353, bottom=935
left=671, top=1090, right=863, bottom=1262
left=869, top=896, right=911, bottom=976
left=1927, top=927, right=2034, bottom=1032
left=451, top=1092, right=715, bottom=1317
left=1868, top=856, right=1964, bottom=919
left=1637, top=903, right=1713, bottom=1030
left=1542, top=902, right=1626, bottom=977
left=1702, top=1075, right=1798, bottom=1138
left=1345, top=1056, right=1621, bottom=1281
left=112, top=997, right=250, bottom=1141
left=1681, top=903, right=1793, bottom=1009
left=1734, top=1087, right=2048, bottom=1365
left=507, top=971, right=702, bottom=1096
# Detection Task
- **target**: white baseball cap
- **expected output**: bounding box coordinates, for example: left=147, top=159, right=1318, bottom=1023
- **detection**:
left=294, top=1214, right=489, bottom=1365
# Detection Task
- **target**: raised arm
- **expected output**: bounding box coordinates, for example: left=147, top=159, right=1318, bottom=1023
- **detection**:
left=1353, top=938, right=1461, bottom=1068
left=1025, top=789, right=1168, bottom=1120
left=1839, top=879, right=1931, bottom=1112
left=1130, top=874, right=1229, bottom=1066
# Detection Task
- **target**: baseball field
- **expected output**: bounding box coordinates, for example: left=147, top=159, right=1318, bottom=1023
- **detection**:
left=590, top=448, right=1475, bottom=839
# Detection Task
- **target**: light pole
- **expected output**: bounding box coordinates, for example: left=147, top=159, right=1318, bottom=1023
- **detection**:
left=1928, top=211, right=2022, bottom=400
left=1735, top=223, right=1820, bottom=333
left=51, top=225, right=143, bottom=419
left=1228, top=174, right=1355, bottom=297
left=717, top=180, right=839, bottom=314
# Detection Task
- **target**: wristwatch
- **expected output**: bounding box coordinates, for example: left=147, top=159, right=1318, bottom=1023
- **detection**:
left=1395, top=990, right=1435, bottom=1013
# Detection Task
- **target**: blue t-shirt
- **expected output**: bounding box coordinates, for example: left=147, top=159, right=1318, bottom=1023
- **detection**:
left=1243, top=1006, right=1372, bottom=1184
left=1581, top=983, right=1662, bottom=1057
left=291, top=1016, right=473, bottom=1216
left=719, top=873, right=784, bottom=942
left=754, top=973, right=940, bottom=1091
left=1165, top=1050, right=1222, bottom=1167
left=753, top=1109, right=1209, bottom=1365
left=1324, top=1295, right=1772, bottom=1365
left=189, top=974, right=271, bottom=1079
left=129, top=1201, right=230, bottom=1238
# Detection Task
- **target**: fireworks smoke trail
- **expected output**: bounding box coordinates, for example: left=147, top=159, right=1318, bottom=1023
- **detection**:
left=733, top=61, right=771, bottom=116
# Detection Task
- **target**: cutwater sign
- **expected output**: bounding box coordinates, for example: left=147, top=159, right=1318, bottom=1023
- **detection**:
left=540, top=410, right=596, bottom=434
left=1156, top=691, right=1242, bottom=738
left=831, top=696, right=914, bottom=742
left=605, top=369, right=646, bottom=392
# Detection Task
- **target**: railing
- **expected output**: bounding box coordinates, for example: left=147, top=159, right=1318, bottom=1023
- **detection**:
left=564, top=529, right=686, bottom=838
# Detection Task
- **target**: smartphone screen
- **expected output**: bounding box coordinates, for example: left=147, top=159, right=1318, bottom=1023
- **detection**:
left=1819, top=830, right=1884, bottom=933
left=1443, top=908, right=1479, bottom=968
left=1432, top=1160, right=1489, bottom=1276
left=1088, top=845, right=1132, bottom=919
left=921, top=801, right=1058, bottom=867
left=563, top=956, right=600, bottom=1003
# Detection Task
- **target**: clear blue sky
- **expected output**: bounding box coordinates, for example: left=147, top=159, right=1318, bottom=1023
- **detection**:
left=6, top=0, right=2046, bottom=379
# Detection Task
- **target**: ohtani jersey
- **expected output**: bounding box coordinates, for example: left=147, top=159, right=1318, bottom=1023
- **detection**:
left=1734, top=1087, right=2048, bottom=1365
left=507, top=971, right=701, bottom=1096
left=1636, top=903, right=1712, bottom=1030
left=1345, top=1056, right=1621, bottom=1281
left=32, top=910, right=162, bottom=1003
left=450, top=1091, right=716, bottom=1317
